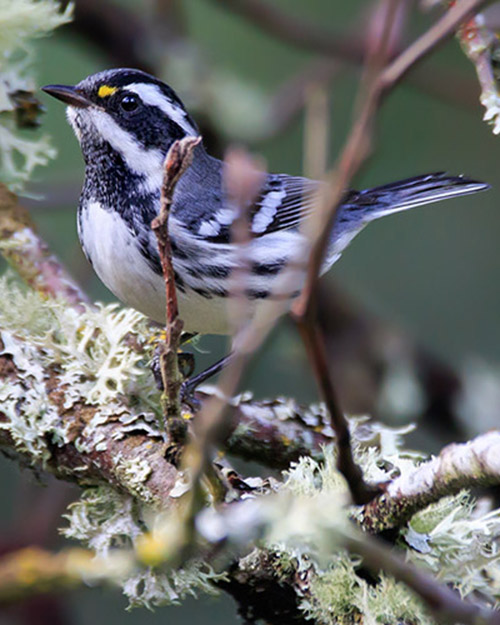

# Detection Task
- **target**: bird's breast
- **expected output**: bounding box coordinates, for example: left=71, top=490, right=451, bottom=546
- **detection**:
left=77, top=199, right=233, bottom=333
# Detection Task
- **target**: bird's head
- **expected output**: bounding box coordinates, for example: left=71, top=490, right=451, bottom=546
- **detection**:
left=42, top=68, right=199, bottom=172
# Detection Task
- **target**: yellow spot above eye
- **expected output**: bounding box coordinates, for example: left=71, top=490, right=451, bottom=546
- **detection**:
left=97, top=85, right=118, bottom=98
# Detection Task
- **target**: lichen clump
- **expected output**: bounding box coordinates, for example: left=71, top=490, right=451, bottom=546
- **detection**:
left=0, top=0, right=72, bottom=191
left=0, top=276, right=161, bottom=465
left=63, top=485, right=225, bottom=609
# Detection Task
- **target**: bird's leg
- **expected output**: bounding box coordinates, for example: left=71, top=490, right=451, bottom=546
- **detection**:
left=177, top=331, right=197, bottom=378
left=151, top=331, right=233, bottom=409
left=151, top=331, right=198, bottom=390
left=180, top=352, right=233, bottom=401
left=180, top=332, right=198, bottom=345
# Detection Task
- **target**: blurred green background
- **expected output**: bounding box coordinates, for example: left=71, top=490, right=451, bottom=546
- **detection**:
left=1, top=1, right=499, bottom=623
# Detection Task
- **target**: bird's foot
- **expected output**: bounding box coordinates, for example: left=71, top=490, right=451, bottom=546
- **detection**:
left=180, top=377, right=202, bottom=412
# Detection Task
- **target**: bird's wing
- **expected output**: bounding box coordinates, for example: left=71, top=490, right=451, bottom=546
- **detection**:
left=193, top=174, right=325, bottom=243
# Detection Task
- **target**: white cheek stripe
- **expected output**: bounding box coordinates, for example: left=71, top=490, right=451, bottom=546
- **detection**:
left=126, top=83, right=197, bottom=136
left=66, top=107, right=82, bottom=140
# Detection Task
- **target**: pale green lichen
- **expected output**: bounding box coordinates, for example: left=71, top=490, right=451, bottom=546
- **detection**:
left=0, top=275, right=162, bottom=466
left=301, top=555, right=433, bottom=625
left=63, top=485, right=226, bottom=609
left=113, top=456, right=154, bottom=504
left=63, top=485, right=142, bottom=556
left=0, top=328, right=64, bottom=464
left=270, top=447, right=500, bottom=624
left=0, top=0, right=73, bottom=191
left=407, top=493, right=500, bottom=603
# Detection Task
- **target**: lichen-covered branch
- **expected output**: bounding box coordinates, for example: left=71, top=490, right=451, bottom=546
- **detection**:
left=220, top=392, right=335, bottom=469
left=0, top=287, right=499, bottom=617
left=343, top=530, right=500, bottom=625
left=0, top=184, right=88, bottom=309
left=0, top=287, right=177, bottom=507
left=197, top=454, right=500, bottom=625
left=0, top=546, right=123, bottom=604
left=359, top=430, right=500, bottom=533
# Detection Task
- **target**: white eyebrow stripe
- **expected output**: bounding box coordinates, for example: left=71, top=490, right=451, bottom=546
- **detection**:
left=126, top=83, right=197, bottom=136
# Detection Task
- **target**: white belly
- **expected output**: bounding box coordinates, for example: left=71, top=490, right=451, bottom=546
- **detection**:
left=79, top=201, right=232, bottom=334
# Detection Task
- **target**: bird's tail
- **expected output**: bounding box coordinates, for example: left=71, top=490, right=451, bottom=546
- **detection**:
left=355, top=172, right=489, bottom=220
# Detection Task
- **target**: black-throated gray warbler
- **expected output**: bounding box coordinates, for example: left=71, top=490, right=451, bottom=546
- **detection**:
left=43, top=68, right=489, bottom=337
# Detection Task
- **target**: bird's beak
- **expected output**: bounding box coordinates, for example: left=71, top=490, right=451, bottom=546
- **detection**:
left=41, top=84, right=93, bottom=109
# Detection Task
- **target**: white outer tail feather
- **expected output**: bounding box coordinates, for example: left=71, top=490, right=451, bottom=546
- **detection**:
left=366, top=173, right=489, bottom=219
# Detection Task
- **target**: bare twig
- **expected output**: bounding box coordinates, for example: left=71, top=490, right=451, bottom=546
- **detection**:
left=151, top=136, right=201, bottom=435
left=297, top=322, right=380, bottom=504
left=296, top=0, right=486, bottom=313
left=379, top=0, right=489, bottom=89
left=174, top=150, right=268, bottom=553
left=0, top=184, right=89, bottom=310
left=289, top=0, right=486, bottom=507
left=290, top=0, right=404, bottom=506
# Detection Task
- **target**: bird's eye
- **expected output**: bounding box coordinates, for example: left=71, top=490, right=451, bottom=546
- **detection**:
left=119, top=93, right=139, bottom=113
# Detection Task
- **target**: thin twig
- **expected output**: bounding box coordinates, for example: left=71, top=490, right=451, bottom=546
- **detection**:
left=295, top=0, right=488, bottom=306
left=290, top=0, right=486, bottom=506
left=291, top=0, right=404, bottom=506
left=297, top=322, right=380, bottom=504
left=297, top=0, right=485, bottom=312
left=295, top=0, right=488, bottom=310
left=151, top=136, right=201, bottom=437
left=174, top=150, right=268, bottom=553
left=379, top=0, right=489, bottom=88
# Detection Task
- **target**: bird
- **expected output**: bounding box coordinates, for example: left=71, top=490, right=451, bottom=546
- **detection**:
left=42, top=68, right=489, bottom=389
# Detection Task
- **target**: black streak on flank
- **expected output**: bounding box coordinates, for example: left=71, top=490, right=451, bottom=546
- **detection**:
left=251, top=260, right=285, bottom=276
left=185, top=264, right=231, bottom=279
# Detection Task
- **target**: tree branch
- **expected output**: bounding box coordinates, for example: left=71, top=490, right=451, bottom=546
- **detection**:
left=344, top=530, right=500, bottom=625
left=220, top=392, right=335, bottom=469
left=359, top=430, right=500, bottom=533
left=151, top=136, right=201, bottom=437
left=290, top=0, right=487, bottom=508
left=0, top=547, right=113, bottom=604
left=0, top=184, right=89, bottom=310
left=0, top=331, right=177, bottom=506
